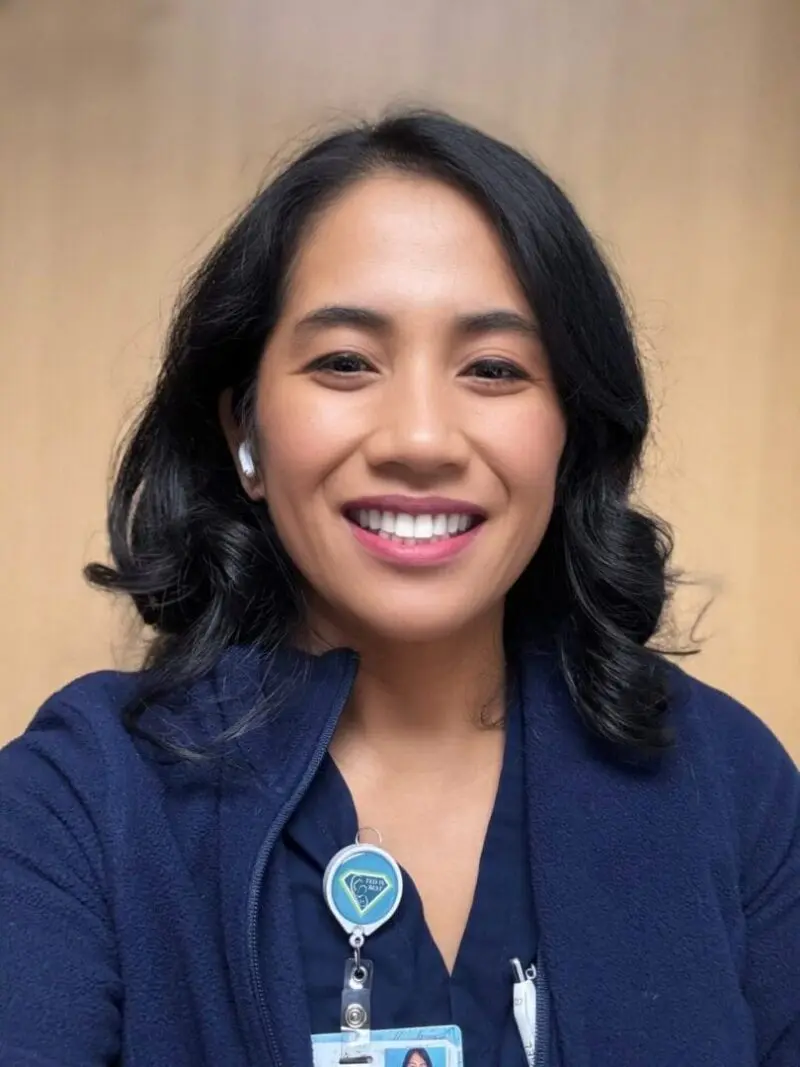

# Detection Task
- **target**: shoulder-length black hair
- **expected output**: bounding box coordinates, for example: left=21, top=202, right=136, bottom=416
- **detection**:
left=402, top=1050, right=434, bottom=1067
left=87, top=108, right=679, bottom=757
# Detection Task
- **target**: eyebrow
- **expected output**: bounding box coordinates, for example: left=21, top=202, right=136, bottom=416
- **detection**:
left=293, top=305, right=540, bottom=339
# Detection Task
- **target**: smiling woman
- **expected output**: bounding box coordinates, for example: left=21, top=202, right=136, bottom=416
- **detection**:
left=0, top=110, right=798, bottom=1067
left=92, top=113, right=667, bottom=756
left=217, top=170, right=567, bottom=652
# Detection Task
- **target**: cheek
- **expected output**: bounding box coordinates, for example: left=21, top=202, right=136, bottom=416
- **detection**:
left=491, top=399, right=566, bottom=500
left=261, top=415, right=323, bottom=493
left=255, top=409, right=334, bottom=575
left=255, top=386, right=359, bottom=521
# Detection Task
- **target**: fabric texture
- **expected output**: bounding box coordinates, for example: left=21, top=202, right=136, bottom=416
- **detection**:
left=0, top=643, right=798, bottom=1067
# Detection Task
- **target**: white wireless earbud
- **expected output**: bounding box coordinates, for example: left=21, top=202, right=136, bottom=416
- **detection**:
left=238, top=441, right=256, bottom=478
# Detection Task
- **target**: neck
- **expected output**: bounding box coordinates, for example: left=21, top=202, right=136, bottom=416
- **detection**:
left=302, top=604, right=507, bottom=739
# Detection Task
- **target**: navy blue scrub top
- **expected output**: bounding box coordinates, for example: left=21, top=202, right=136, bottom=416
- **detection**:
left=280, top=676, right=541, bottom=1066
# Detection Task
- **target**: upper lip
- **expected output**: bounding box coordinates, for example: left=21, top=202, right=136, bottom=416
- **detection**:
left=343, top=495, right=487, bottom=517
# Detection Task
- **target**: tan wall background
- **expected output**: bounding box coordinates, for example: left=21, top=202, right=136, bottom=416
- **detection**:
left=1, top=0, right=798, bottom=756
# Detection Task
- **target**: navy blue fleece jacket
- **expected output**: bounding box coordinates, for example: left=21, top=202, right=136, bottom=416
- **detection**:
left=0, top=644, right=798, bottom=1066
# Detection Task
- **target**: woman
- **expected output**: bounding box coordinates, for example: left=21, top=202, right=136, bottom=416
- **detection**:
left=0, top=110, right=797, bottom=1067
left=403, top=1050, right=435, bottom=1067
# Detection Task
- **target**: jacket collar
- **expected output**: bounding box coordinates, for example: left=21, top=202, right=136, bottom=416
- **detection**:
left=214, top=642, right=359, bottom=775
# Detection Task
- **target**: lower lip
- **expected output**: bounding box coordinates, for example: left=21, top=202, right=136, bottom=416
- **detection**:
left=347, top=520, right=483, bottom=567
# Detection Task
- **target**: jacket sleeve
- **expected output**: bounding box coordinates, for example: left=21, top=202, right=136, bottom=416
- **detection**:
left=730, top=705, right=800, bottom=1065
left=0, top=697, right=122, bottom=1066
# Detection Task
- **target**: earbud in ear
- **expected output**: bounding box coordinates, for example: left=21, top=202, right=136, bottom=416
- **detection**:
left=238, top=442, right=256, bottom=478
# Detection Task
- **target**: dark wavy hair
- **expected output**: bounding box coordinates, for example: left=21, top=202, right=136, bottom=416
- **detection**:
left=87, top=108, right=683, bottom=757
left=402, top=1050, right=434, bottom=1067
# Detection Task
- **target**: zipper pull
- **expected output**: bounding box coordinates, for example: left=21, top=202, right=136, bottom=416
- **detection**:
left=510, top=957, right=537, bottom=1067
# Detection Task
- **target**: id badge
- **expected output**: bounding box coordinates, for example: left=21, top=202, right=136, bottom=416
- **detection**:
left=311, top=1024, right=463, bottom=1067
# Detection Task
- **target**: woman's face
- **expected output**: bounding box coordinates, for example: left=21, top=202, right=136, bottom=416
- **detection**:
left=245, top=172, right=566, bottom=646
left=406, top=1054, right=428, bottom=1067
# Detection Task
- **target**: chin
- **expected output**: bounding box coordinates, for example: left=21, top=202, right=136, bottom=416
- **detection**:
left=344, top=597, right=496, bottom=647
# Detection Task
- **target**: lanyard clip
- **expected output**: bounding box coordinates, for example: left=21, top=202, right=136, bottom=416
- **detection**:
left=339, top=953, right=374, bottom=1064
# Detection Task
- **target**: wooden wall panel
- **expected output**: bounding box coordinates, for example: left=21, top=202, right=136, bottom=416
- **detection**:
left=1, top=0, right=797, bottom=754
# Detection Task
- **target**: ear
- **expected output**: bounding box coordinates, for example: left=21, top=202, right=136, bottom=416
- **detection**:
left=218, top=388, right=265, bottom=501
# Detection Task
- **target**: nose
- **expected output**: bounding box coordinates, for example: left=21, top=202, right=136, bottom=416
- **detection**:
left=361, top=361, right=470, bottom=479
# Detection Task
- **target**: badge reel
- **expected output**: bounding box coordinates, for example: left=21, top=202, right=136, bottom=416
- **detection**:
left=323, top=829, right=403, bottom=1065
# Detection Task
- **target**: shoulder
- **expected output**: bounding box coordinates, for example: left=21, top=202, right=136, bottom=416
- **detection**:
left=32, top=668, right=143, bottom=733
left=0, top=671, right=145, bottom=922
left=3, top=669, right=141, bottom=754
left=0, top=660, right=225, bottom=795
left=667, top=662, right=796, bottom=783
left=0, top=670, right=147, bottom=816
left=0, top=661, right=233, bottom=868
left=666, top=663, right=799, bottom=902
left=4, top=654, right=239, bottom=757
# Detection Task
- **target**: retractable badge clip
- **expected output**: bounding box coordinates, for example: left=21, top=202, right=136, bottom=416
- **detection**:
left=323, top=829, right=403, bottom=1065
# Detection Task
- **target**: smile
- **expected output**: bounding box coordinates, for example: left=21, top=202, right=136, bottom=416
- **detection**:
left=348, top=508, right=481, bottom=543
left=342, top=499, right=487, bottom=567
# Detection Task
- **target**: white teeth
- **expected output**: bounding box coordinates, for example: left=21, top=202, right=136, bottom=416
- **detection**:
left=394, top=513, right=415, bottom=539
left=380, top=511, right=396, bottom=535
left=414, top=515, right=434, bottom=539
left=351, top=508, right=479, bottom=541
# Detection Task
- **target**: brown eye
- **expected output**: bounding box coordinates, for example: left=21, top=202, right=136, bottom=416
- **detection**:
left=464, top=358, right=530, bottom=382
left=307, top=351, right=375, bottom=375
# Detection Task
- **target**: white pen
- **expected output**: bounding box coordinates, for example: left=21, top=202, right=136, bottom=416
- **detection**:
left=511, top=957, right=538, bottom=1067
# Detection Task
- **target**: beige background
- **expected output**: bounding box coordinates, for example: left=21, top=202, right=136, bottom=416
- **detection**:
left=0, top=0, right=797, bottom=756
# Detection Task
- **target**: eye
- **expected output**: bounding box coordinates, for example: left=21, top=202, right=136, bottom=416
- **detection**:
left=306, top=351, right=376, bottom=376
left=463, top=357, right=531, bottom=384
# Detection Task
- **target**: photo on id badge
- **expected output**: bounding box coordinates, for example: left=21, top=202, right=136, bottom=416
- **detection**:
left=386, top=1046, right=440, bottom=1067
left=311, top=1026, right=462, bottom=1067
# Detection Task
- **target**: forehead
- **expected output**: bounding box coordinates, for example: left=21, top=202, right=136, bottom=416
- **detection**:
left=284, top=171, right=529, bottom=315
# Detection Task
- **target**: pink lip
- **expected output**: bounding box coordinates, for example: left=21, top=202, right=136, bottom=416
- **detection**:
left=347, top=519, right=483, bottom=567
left=343, top=494, right=486, bottom=518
